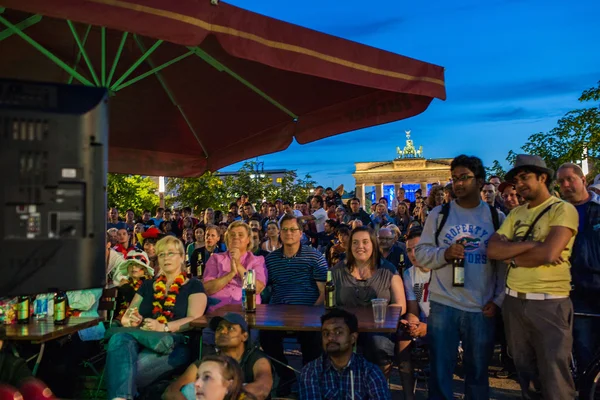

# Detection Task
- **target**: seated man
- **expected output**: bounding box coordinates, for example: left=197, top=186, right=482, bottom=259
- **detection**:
left=299, top=309, right=391, bottom=400
left=163, top=313, right=273, bottom=400
left=398, top=227, right=430, bottom=400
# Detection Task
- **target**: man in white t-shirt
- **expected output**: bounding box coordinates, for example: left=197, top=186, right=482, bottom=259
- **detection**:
left=299, top=196, right=328, bottom=233
left=398, top=226, right=430, bottom=400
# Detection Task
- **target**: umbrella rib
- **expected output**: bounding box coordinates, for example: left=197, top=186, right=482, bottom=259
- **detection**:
left=110, top=38, right=163, bottom=91
left=134, top=35, right=209, bottom=159
left=112, top=50, right=195, bottom=92
left=67, top=25, right=92, bottom=85
left=0, top=14, right=41, bottom=42
left=0, top=14, right=94, bottom=86
left=187, top=46, right=298, bottom=121
left=67, top=20, right=100, bottom=86
left=106, top=31, right=128, bottom=87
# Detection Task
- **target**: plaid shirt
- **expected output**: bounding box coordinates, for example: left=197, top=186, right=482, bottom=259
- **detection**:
left=299, top=353, right=391, bottom=400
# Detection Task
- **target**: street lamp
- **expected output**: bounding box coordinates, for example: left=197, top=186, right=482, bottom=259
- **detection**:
left=254, top=161, right=264, bottom=182
left=159, top=176, right=165, bottom=208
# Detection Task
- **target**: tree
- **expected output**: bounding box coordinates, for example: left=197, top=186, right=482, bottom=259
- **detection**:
left=485, top=160, right=506, bottom=180
left=166, top=171, right=228, bottom=212
left=107, top=174, right=159, bottom=216
left=495, top=80, right=600, bottom=180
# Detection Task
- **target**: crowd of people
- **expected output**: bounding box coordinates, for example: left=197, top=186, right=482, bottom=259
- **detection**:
left=2, top=153, right=599, bottom=400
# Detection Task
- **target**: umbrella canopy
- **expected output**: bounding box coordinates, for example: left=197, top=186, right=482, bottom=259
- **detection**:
left=0, top=1, right=446, bottom=177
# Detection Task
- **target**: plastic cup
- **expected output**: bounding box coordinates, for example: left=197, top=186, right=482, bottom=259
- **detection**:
left=371, top=298, right=388, bottom=324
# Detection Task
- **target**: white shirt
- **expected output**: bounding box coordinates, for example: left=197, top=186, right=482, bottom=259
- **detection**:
left=312, top=208, right=328, bottom=233
left=403, top=266, right=431, bottom=321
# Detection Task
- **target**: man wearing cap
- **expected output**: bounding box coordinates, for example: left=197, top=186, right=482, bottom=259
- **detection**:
left=163, top=313, right=273, bottom=400
left=498, top=181, right=522, bottom=213
left=488, top=154, right=579, bottom=399
left=557, top=162, right=600, bottom=371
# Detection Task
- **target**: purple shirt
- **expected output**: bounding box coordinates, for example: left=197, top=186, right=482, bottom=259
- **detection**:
left=203, top=251, right=267, bottom=311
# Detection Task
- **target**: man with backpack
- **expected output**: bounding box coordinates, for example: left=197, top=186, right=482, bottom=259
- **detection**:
left=415, top=155, right=506, bottom=399
left=488, top=155, right=578, bottom=400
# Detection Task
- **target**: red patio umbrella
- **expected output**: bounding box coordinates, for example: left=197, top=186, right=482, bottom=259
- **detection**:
left=0, top=0, right=446, bottom=177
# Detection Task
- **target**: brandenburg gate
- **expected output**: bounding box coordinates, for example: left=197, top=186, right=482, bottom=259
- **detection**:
left=353, top=131, right=452, bottom=205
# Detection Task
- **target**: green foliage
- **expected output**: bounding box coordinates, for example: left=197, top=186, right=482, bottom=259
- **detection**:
left=107, top=174, right=159, bottom=215
left=166, top=161, right=318, bottom=211
left=485, top=160, right=506, bottom=180
left=502, top=81, right=600, bottom=180
left=166, top=171, right=228, bottom=212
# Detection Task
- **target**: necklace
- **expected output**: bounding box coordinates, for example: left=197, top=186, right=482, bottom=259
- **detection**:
left=117, top=277, right=146, bottom=319
left=267, top=239, right=279, bottom=252
left=152, top=273, right=185, bottom=323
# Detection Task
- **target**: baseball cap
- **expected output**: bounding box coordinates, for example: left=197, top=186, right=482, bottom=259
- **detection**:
left=209, top=312, right=248, bottom=332
left=498, top=181, right=516, bottom=194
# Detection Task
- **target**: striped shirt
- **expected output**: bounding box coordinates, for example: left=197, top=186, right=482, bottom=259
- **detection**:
left=299, top=353, right=391, bottom=400
left=265, top=245, right=328, bottom=305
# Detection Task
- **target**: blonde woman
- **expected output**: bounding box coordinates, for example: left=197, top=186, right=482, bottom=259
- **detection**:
left=106, top=236, right=207, bottom=400
left=202, top=221, right=267, bottom=312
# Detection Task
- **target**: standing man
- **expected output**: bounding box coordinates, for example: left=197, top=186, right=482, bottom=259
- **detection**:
left=481, top=182, right=497, bottom=207
left=557, top=162, right=600, bottom=371
left=299, top=196, right=328, bottom=234
left=415, top=155, right=505, bottom=399
left=488, top=155, right=578, bottom=400
left=392, top=187, right=407, bottom=210
left=262, top=215, right=327, bottom=396
left=149, top=207, right=164, bottom=227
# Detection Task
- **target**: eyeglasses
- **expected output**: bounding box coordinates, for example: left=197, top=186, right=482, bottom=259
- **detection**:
left=281, top=228, right=300, bottom=233
left=378, top=237, right=394, bottom=241
left=452, top=175, right=475, bottom=182
left=157, top=251, right=182, bottom=259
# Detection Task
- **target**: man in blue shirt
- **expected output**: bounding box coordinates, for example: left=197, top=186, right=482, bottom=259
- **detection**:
left=557, top=163, right=600, bottom=370
left=299, top=308, right=390, bottom=400
left=261, top=215, right=327, bottom=396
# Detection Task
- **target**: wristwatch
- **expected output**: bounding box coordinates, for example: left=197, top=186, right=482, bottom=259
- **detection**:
left=163, top=323, right=170, bottom=332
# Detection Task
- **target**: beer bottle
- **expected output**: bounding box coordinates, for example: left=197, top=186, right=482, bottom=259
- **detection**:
left=452, top=258, right=465, bottom=287
left=398, top=253, right=406, bottom=272
left=54, top=291, right=68, bottom=325
left=17, top=295, right=30, bottom=324
left=196, top=252, right=204, bottom=278
left=243, top=270, right=256, bottom=313
left=325, top=270, right=336, bottom=309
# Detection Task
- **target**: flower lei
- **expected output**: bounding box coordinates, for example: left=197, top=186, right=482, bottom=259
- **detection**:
left=152, top=273, right=185, bottom=323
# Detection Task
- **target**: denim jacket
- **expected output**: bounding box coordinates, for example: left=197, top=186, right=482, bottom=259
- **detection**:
left=571, top=191, right=600, bottom=292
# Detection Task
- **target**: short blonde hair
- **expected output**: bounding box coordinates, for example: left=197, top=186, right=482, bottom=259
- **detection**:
left=224, top=221, right=253, bottom=252
left=155, top=236, right=186, bottom=272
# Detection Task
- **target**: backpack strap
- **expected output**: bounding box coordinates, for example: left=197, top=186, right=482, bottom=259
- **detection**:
left=434, top=202, right=451, bottom=246
left=489, top=204, right=500, bottom=231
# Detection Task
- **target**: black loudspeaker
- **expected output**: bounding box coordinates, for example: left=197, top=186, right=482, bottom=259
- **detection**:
left=0, top=79, right=108, bottom=296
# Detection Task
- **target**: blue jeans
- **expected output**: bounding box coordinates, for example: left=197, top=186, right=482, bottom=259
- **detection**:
left=106, top=332, right=191, bottom=399
left=572, top=294, right=600, bottom=371
left=428, top=301, right=495, bottom=400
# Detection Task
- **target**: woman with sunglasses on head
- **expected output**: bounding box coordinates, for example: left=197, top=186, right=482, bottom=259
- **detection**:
left=105, top=236, right=208, bottom=400
left=331, top=226, right=406, bottom=377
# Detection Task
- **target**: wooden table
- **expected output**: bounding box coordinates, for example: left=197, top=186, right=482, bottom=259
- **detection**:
left=2, top=317, right=101, bottom=375
left=191, top=304, right=401, bottom=333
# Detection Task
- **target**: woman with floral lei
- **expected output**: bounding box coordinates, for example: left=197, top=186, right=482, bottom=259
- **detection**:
left=105, top=236, right=207, bottom=400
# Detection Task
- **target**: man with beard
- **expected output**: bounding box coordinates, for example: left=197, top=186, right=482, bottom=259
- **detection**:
left=164, top=313, right=273, bottom=400
left=415, top=155, right=505, bottom=399
left=556, top=162, right=600, bottom=372
left=488, top=155, right=578, bottom=400
left=299, top=309, right=390, bottom=400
